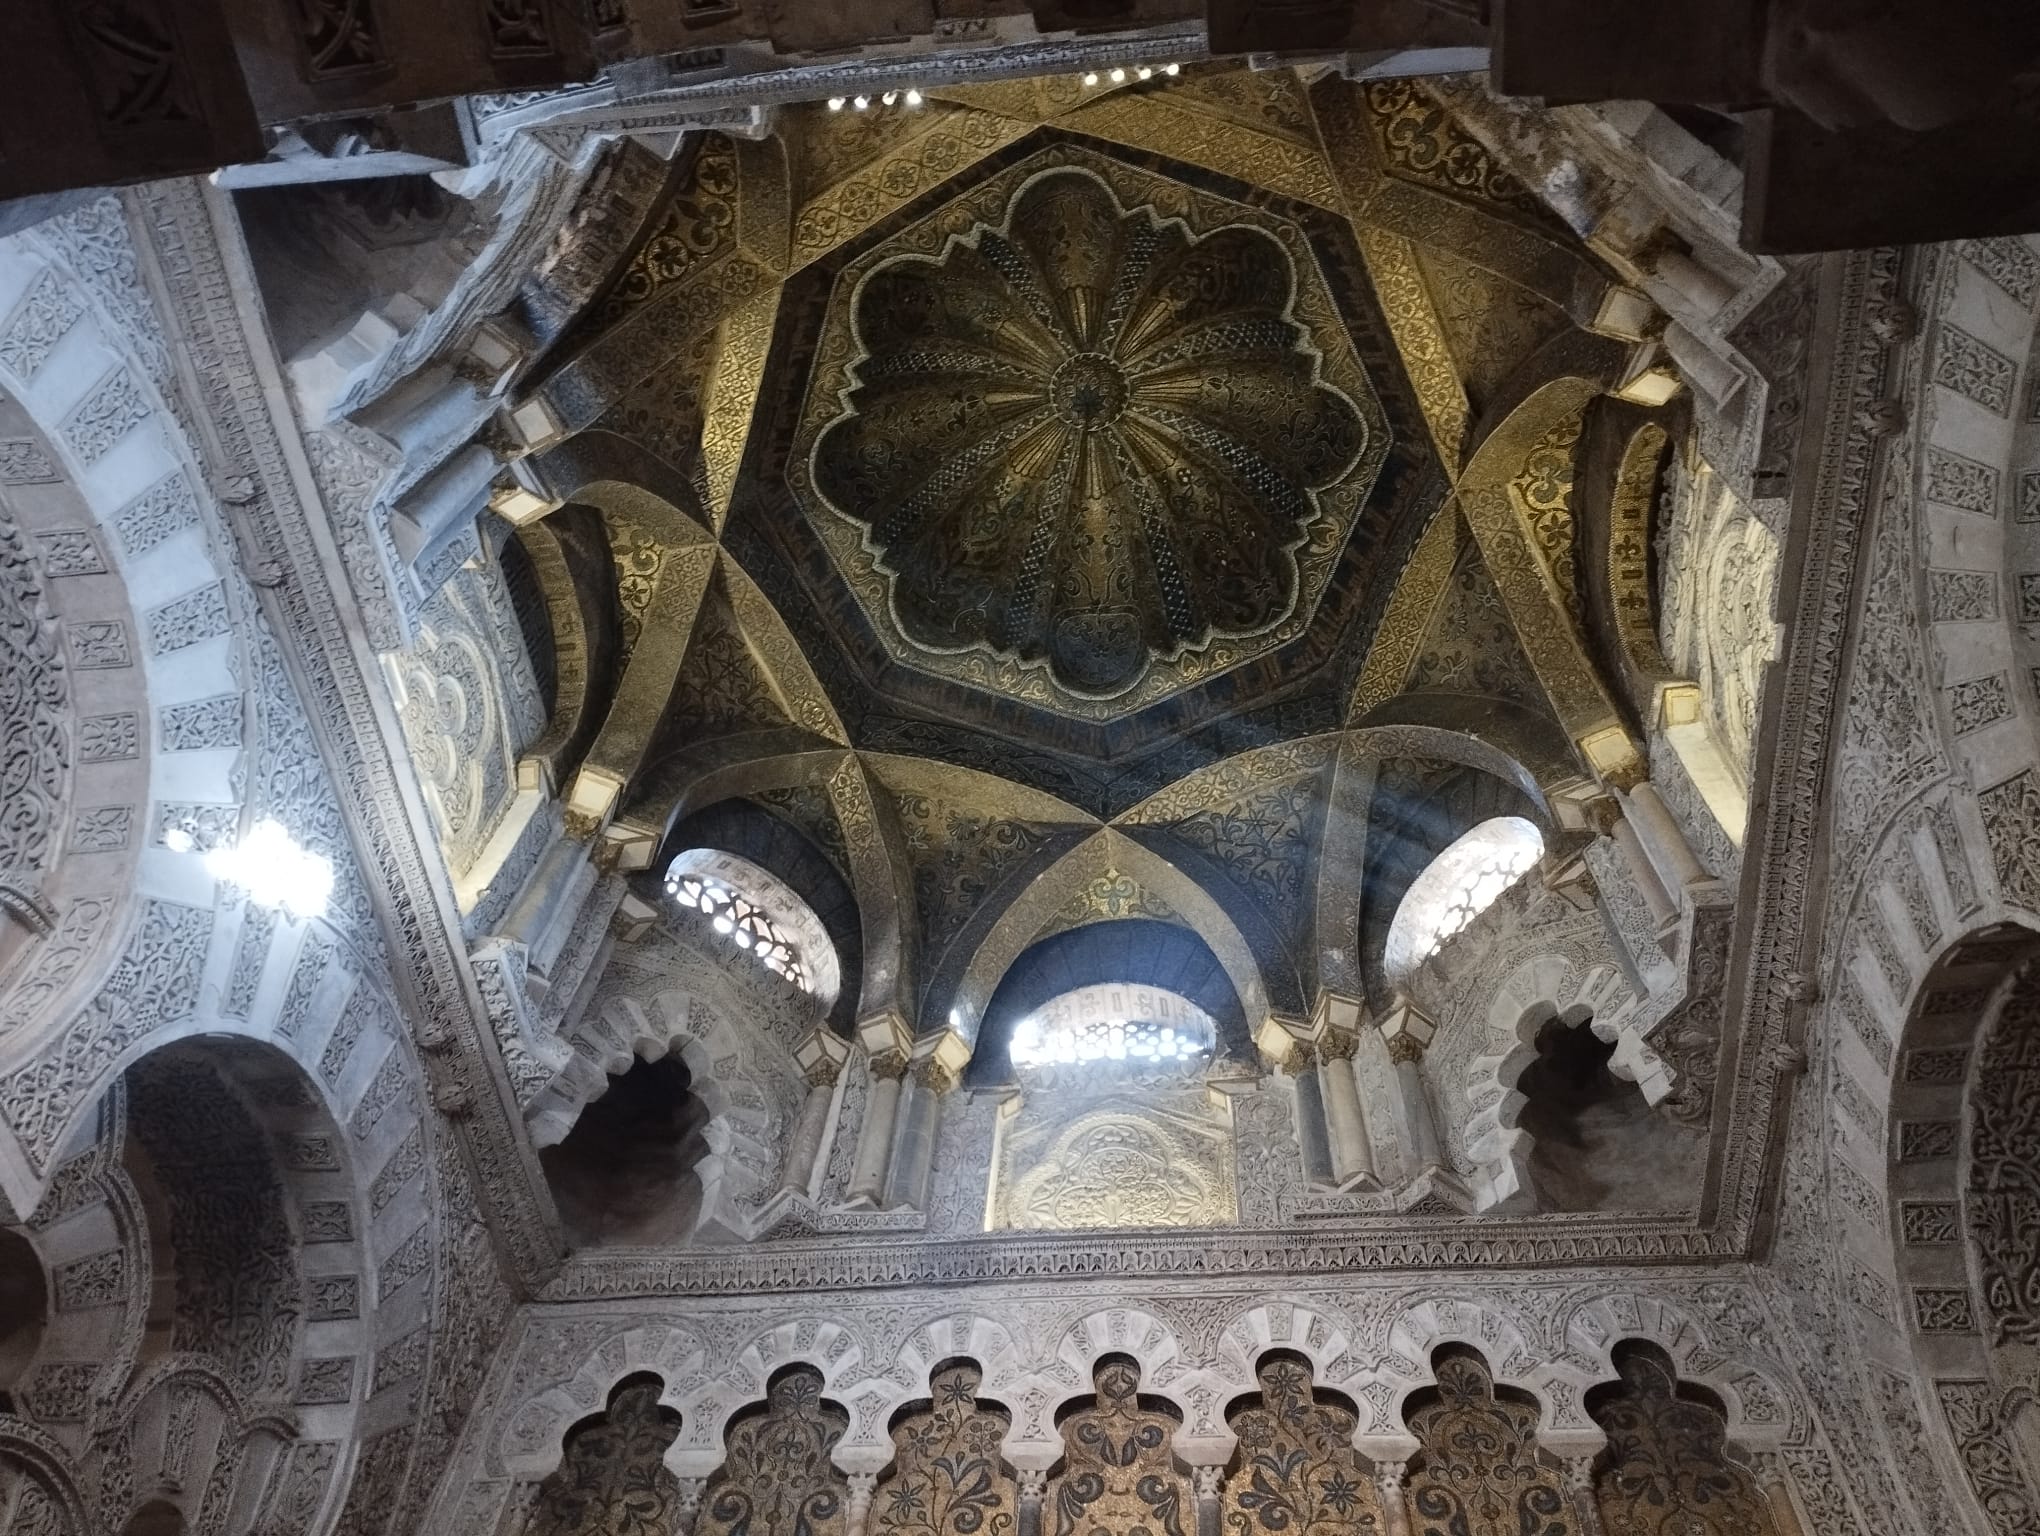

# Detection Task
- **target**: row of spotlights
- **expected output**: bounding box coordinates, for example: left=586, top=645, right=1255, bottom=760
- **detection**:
left=1082, top=63, right=1179, bottom=85
left=824, top=62, right=1179, bottom=113
left=827, top=88, right=924, bottom=111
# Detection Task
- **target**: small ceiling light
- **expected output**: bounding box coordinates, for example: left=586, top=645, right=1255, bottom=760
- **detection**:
left=1109, top=67, right=1126, bottom=83
left=827, top=96, right=846, bottom=111
left=1165, top=62, right=1181, bottom=75
left=853, top=94, right=870, bottom=110
left=905, top=88, right=923, bottom=106
left=1136, top=66, right=1152, bottom=80
left=1083, top=71, right=1099, bottom=86
left=163, top=825, right=195, bottom=854
left=882, top=90, right=898, bottom=106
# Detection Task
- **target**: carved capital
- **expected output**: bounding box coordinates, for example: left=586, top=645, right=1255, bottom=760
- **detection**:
left=805, top=1056, right=844, bottom=1089
left=912, top=1054, right=958, bottom=1096
left=1191, top=1464, right=1224, bottom=1499
left=1279, top=1044, right=1320, bottom=1077
left=1317, top=1026, right=1360, bottom=1063
left=870, top=1051, right=910, bottom=1083
left=1374, top=1460, right=1407, bottom=1492
left=1385, top=1032, right=1427, bottom=1066
left=1017, top=1468, right=1048, bottom=1503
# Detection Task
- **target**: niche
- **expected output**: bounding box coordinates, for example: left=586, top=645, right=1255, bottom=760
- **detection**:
left=0, top=1227, right=46, bottom=1412
left=1586, top=1342, right=1777, bottom=1535
left=1514, top=1017, right=1704, bottom=1212
left=525, top=1373, right=684, bottom=1536
left=540, top=1053, right=710, bottom=1246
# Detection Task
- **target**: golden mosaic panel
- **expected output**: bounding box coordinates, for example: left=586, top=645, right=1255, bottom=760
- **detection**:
left=1002, top=1101, right=1235, bottom=1231
left=1608, top=423, right=1674, bottom=682
left=1348, top=507, right=1459, bottom=719
left=872, top=1363, right=1018, bottom=1536
left=1512, top=413, right=1583, bottom=624
left=1405, top=1350, right=1573, bottom=1536
left=698, top=1366, right=850, bottom=1536
left=1223, top=1354, right=1386, bottom=1536
left=790, top=142, right=1387, bottom=719
left=699, top=285, right=781, bottom=532
left=790, top=108, right=1032, bottom=269
left=1065, top=89, right=1341, bottom=211
left=1051, top=1358, right=1191, bottom=1533
left=1590, top=1350, right=1777, bottom=1536
left=525, top=1377, right=684, bottom=1536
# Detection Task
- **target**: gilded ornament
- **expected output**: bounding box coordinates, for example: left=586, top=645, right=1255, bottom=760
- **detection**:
left=1051, top=1358, right=1191, bottom=1535
left=810, top=167, right=1365, bottom=700
left=1223, top=1354, right=1387, bottom=1536
left=792, top=145, right=1386, bottom=719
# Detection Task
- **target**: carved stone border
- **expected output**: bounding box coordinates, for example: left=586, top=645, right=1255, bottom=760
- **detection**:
left=127, top=177, right=563, bottom=1286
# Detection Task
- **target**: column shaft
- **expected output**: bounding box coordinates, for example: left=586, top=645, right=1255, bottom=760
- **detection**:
left=1610, top=814, right=1677, bottom=927
left=1375, top=1464, right=1412, bottom=1536
left=1317, top=1043, right=1374, bottom=1184
left=1387, top=1039, right=1441, bottom=1172
left=778, top=1072, right=837, bottom=1200
left=847, top=1059, right=904, bottom=1207
left=1627, top=781, right=1711, bottom=890
left=1191, top=1466, right=1223, bottom=1536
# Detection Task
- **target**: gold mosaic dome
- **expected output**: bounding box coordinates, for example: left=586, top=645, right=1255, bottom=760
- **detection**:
left=807, top=164, right=1371, bottom=701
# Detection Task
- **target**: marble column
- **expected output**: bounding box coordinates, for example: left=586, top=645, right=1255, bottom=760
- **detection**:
left=778, top=1055, right=841, bottom=1200
left=1283, top=1046, right=1335, bottom=1184
left=1374, top=1461, right=1412, bottom=1536
left=1564, top=1457, right=1608, bottom=1536
left=847, top=1053, right=907, bottom=1207
left=1625, top=781, right=1711, bottom=892
left=1016, top=1468, right=1048, bottom=1536
left=1316, top=1030, right=1374, bottom=1185
left=1609, top=811, right=1677, bottom=928
left=844, top=1472, right=877, bottom=1536
left=1191, top=1465, right=1224, bottom=1536
left=674, top=1479, right=705, bottom=1536
left=885, top=1054, right=955, bottom=1210
left=1385, top=1033, right=1442, bottom=1172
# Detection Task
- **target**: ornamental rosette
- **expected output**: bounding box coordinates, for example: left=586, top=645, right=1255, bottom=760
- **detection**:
left=810, top=168, right=1366, bottom=699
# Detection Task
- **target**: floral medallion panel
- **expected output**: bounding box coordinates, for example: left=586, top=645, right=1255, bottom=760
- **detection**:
left=1405, top=1349, right=1572, bottom=1536
left=698, top=1366, right=850, bottom=1536
left=526, top=1376, right=685, bottom=1536
left=872, top=1361, right=1017, bottom=1536
left=1050, top=1356, right=1191, bottom=1536
left=1223, top=1353, right=1387, bottom=1536
left=1587, top=1348, right=1776, bottom=1536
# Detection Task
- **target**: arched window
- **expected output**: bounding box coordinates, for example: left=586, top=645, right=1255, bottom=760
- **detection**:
left=662, top=848, right=839, bottom=1003
left=1383, top=815, right=1543, bottom=982
left=1007, top=984, right=1215, bottom=1069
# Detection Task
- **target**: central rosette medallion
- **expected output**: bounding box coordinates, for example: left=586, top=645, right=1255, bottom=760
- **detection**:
left=793, top=154, right=1386, bottom=713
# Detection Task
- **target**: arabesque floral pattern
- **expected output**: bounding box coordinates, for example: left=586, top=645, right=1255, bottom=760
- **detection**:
left=813, top=167, right=1364, bottom=698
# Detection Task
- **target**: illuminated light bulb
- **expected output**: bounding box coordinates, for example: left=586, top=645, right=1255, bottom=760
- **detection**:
left=1083, top=72, right=1099, bottom=86
left=163, top=825, right=196, bottom=854
left=905, top=88, right=923, bottom=106
left=1165, top=62, right=1181, bottom=75
left=713, top=914, right=734, bottom=935
left=1109, top=67, right=1125, bottom=83
left=882, top=90, right=898, bottom=105
left=827, top=96, right=846, bottom=111
left=1137, top=66, right=1152, bottom=79
left=853, top=94, right=870, bottom=110
left=734, top=930, right=752, bottom=949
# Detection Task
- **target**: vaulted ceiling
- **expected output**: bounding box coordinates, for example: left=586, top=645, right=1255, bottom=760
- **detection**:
left=487, top=62, right=1682, bottom=1032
